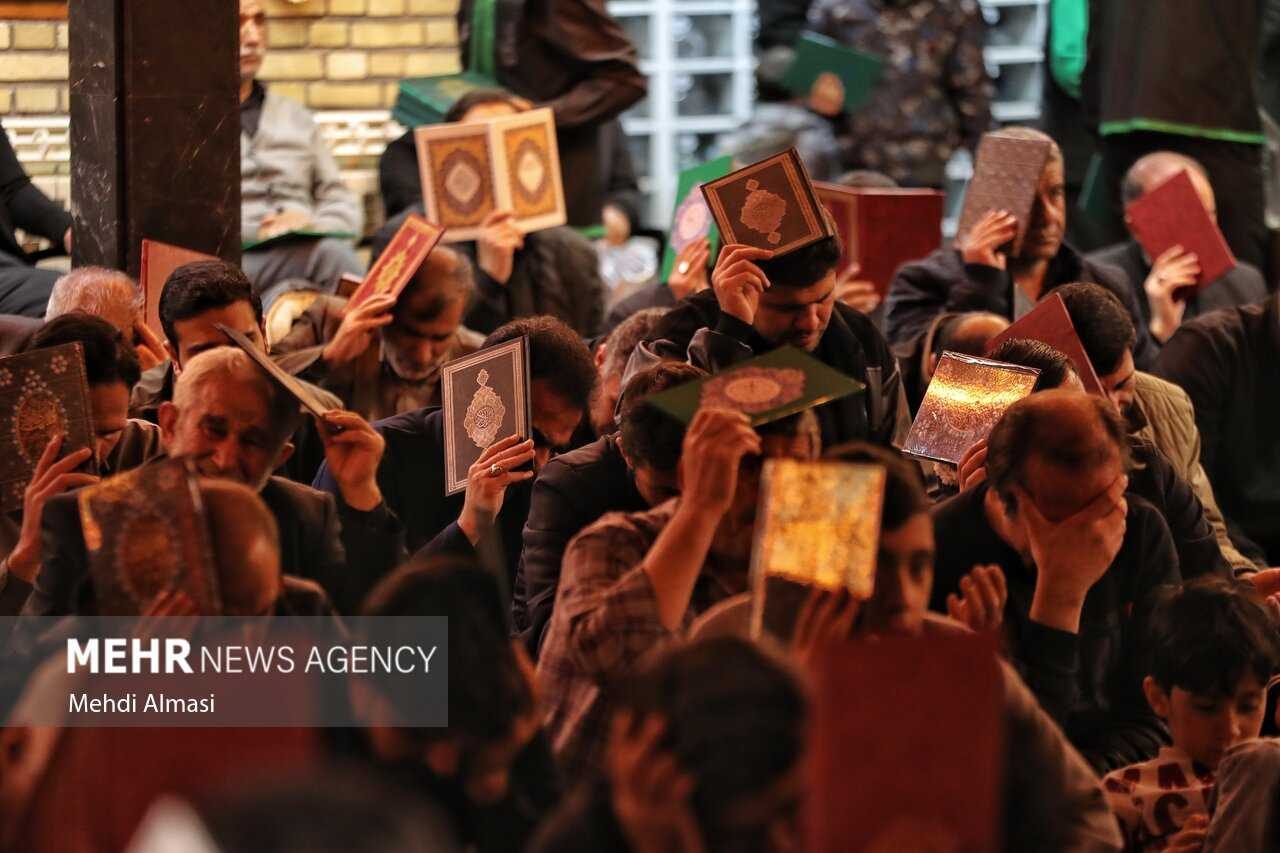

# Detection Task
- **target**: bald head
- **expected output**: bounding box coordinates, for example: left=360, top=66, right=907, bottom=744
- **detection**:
left=986, top=389, right=1130, bottom=521
left=199, top=478, right=281, bottom=616
left=1122, top=152, right=1215, bottom=219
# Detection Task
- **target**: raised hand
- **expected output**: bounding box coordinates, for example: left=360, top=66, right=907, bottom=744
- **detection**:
left=834, top=263, right=882, bottom=314
left=792, top=587, right=860, bottom=669
left=957, top=209, right=1017, bottom=270
left=1021, top=475, right=1128, bottom=633
left=318, top=409, right=385, bottom=511
left=607, top=710, right=705, bottom=853
left=133, top=319, right=168, bottom=371
left=677, top=408, right=762, bottom=522
left=8, top=435, right=98, bottom=583
left=476, top=210, right=525, bottom=285
left=667, top=238, right=711, bottom=301
left=1144, top=245, right=1199, bottom=342
left=458, top=434, right=536, bottom=544
left=946, top=564, right=1007, bottom=632
left=956, top=439, right=989, bottom=492
left=322, top=293, right=397, bottom=367
left=710, top=244, right=773, bottom=326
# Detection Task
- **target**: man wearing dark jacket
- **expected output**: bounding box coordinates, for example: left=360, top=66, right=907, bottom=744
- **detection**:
left=1087, top=152, right=1268, bottom=346
left=885, top=127, right=1159, bottom=371
left=314, top=316, right=598, bottom=605
left=634, top=238, right=909, bottom=450
left=931, top=390, right=1180, bottom=773
left=515, top=362, right=696, bottom=655
left=23, top=347, right=404, bottom=619
left=0, top=131, right=71, bottom=318
left=1156, top=294, right=1280, bottom=565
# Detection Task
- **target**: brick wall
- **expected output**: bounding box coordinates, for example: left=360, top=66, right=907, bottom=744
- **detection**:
left=0, top=0, right=462, bottom=117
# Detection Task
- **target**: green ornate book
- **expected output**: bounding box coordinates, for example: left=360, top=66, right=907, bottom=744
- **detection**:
left=780, top=32, right=884, bottom=114
left=645, top=346, right=863, bottom=427
left=241, top=229, right=356, bottom=252
left=660, top=155, right=734, bottom=283
left=393, top=71, right=504, bottom=128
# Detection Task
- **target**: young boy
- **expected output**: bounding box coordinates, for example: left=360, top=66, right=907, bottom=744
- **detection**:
left=1103, top=578, right=1280, bottom=851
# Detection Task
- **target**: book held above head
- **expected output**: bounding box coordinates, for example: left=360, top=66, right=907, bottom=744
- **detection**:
left=985, top=292, right=1105, bottom=396
left=780, top=31, right=884, bottom=116
left=346, top=214, right=444, bottom=310
left=700, top=148, right=836, bottom=257
left=956, top=131, right=1054, bottom=257
left=902, top=352, right=1040, bottom=466
left=415, top=107, right=566, bottom=242
left=393, top=71, right=505, bottom=128
left=139, top=240, right=217, bottom=340
left=661, top=155, right=734, bottom=283
left=1125, top=168, right=1237, bottom=298
left=815, top=182, right=944, bottom=298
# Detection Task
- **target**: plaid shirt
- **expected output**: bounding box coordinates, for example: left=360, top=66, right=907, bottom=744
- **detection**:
left=536, top=499, right=748, bottom=777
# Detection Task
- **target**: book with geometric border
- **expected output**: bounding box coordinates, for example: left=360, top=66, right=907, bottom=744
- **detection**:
left=416, top=107, right=566, bottom=243
left=347, top=214, right=445, bottom=309
left=0, top=341, right=94, bottom=513
left=701, top=148, right=834, bottom=257
left=78, top=457, right=222, bottom=616
left=956, top=132, right=1053, bottom=258
left=440, top=336, right=531, bottom=495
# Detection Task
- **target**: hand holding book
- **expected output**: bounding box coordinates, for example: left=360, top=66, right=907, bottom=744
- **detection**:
left=7, top=435, right=97, bottom=583
left=322, top=293, right=397, bottom=367
left=477, top=210, right=525, bottom=285
left=1144, top=244, right=1198, bottom=342
left=711, top=244, right=773, bottom=326
left=957, top=209, right=1016, bottom=270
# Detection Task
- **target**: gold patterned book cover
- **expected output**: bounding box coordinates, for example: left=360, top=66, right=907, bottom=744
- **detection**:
left=700, top=148, right=834, bottom=257
left=749, top=458, right=886, bottom=639
left=0, top=342, right=94, bottom=513
left=440, top=337, right=531, bottom=495
left=416, top=123, right=498, bottom=241
left=903, top=352, right=1040, bottom=465
left=78, top=458, right=221, bottom=616
left=491, top=108, right=565, bottom=231
left=348, top=214, right=444, bottom=309
left=416, top=107, right=565, bottom=242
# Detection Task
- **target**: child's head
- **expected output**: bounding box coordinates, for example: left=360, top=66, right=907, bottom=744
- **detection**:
left=1144, top=578, right=1280, bottom=769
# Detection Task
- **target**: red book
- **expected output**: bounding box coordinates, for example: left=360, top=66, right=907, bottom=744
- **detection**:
left=348, top=214, right=444, bottom=309
left=815, top=183, right=944, bottom=298
left=140, top=240, right=216, bottom=339
left=986, top=292, right=1106, bottom=396
left=1125, top=169, right=1237, bottom=297
left=806, top=633, right=1004, bottom=852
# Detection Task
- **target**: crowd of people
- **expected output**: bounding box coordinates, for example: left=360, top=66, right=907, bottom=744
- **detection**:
left=1, top=0, right=1280, bottom=850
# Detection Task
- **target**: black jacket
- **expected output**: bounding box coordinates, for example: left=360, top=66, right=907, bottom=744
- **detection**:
left=931, top=484, right=1179, bottom=773
left=1155, top=294, right=1280, bottom=562
left=23, top=474, right=401, bottom=619
left=1128, top=440, right=1232, bottom=582
left=1087, top=241, right=1269, bottom=339
left=371, top=208, right=606, bottom=340
left=314, top=406, right=531, bottom=607
left=885, top=244, right=1159, bottom=371
left=0, top=132, right=70, bottom=263
left=603, top=280, right=677, bottom=334
left=636, top=290, right=908, bottom=450
left=514, top=435, right=646, bottom=655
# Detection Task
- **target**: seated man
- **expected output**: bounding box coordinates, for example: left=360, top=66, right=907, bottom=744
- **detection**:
left=44, top=267, right=167, bottom=371
left=634, top=235, right=908, bottom=449
left=131, top=258, right=340, bottom=484
left=516, top=362, right=699, bottom=654
left=2, top=313, right=159, bottom=613
left=237, top=0, right=364, bottom=305
left=1088, top=152, right=1268, bottom=346
left=1057, top=282, right=1258, bottom=573
left=586, top=307, right=667, bottom=438
left=344, top=556, right=558, bottom=851
left=313, top=315, right=597, bottom=602
left=271, top=245, right=484, bottom=421
left=374, top=91, right=606, bottom=339
left=26, top=347, right=403, bottom=617
left=931, top=389, right=1180, bottom=772
left=1156, top=293, right=1280, bottom=567
left=893, top=310, right=1009, bottom=416
left=885, top=127, right=1158, bottom=370
left=0, top=128, right=70, bottom=318
left=536, top=406, right=819, bottom=776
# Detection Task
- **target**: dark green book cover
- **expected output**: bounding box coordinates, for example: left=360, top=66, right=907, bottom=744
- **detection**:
left=646, top=346, right=864, bottom=427
left=393, top=71, right=503, bottom=128
left=781, top=32, right=884, bottom=114
left=242, top=229, right=356, bottom=252
left=661, top=155, right=734, bottom=283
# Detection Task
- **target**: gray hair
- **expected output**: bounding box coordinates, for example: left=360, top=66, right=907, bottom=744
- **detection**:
left=173, top=347, right=299, bottom=448
left=45, top=266, right=142, bottom=335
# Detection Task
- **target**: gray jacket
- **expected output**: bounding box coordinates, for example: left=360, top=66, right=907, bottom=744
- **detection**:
left=240, top=89, right=363, bottom=243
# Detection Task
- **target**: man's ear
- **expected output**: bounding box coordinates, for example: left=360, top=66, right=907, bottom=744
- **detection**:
left=1142, top=675, right=1171, bottom=719
left=272, top=441, right=295, bottom=472
left=258, top=322, right=269, bottom=354
left=423, top=739, right=462, bottom=778
left=165, top=341, right=180, bottom=372
left=593, top=341, right=607, bottom=371
left=157, top=402, right=179, bottom=444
